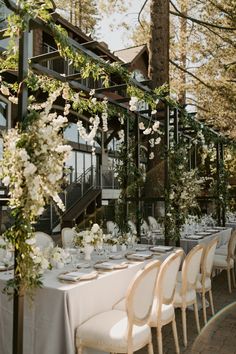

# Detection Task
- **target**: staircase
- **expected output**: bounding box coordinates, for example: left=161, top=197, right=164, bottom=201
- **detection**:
left=35, top=167, right=101, bottom=233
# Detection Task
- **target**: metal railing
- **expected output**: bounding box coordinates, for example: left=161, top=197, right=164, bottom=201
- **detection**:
left=39, top=167, right=100, bottom=232
left=101, top=168, right=120, bottom=189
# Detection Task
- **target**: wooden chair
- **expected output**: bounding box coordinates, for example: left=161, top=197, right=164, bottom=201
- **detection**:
left=149, top=249, right=184, bottom=354
left=75, top=260, right=161, bottom=354
left=213, top=230, right=236, bottom=293
left=196, top=238, right=218, bottom=324
left=174, top=244, right=204, bottom=347
left=61, top=227, right=76, bottom=248
left=35, top=231, right=54, bottom=250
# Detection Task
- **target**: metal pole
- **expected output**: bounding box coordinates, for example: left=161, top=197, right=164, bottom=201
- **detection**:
left=135, top=114, right=141, bottom=240
left=216, top=142, right=221, bottom=225
left=124, top=114, right=129, bottom=226
left=13, top=17, right=29, bottom=354
left=164, top=104, right=170, bottom=245
left=220, top=142, right=226, bottom=226
left=173, top=108, right=179, bottom=144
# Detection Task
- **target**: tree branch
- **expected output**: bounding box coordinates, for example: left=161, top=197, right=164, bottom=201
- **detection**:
left=138, top=0, right=149, bottom=29
left=170, top=0, right=236, bottom=31
left=169, top=59, right=213, bottom=89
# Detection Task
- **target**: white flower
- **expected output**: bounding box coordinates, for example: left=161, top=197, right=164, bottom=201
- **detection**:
left=0, top=85, right=10, bottom=96
left=152, top=121, right=160, bottom=131
left=129, top=96, right=139, bottom=111
left=26, top=238, right=36, bottom=245
left=89, top=89, right=95, bottom=96
left=143, top=128, right=152, bottom=135
left=139, top=122, right=145, bottom=130
left=91, top=97, right=97, bottom=105
left=149, top=138, right=155, bottom=148
left=155, top=137, right=161, bottom=144
left=151, top=110, right=157, bottom=115
left=2, top=176, right=10, bottom=186
left=8, top=96, right=18, bottom=104
left=23, top=162, right=37, bottom=177
left=149, top=152, right=154, bottom=160
left=91, top=223, right=100, bottom=233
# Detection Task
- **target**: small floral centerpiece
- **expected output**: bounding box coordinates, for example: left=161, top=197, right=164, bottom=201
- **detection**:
left=73, top=223, right=104, bottom=248
left=49, top=246, right=70, bottom=268
left=73, top=223, right=104, bottom=260
left=104, top=234, right=119, bottom=252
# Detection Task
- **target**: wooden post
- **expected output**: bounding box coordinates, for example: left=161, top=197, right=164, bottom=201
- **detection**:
left=13, top=18, right=29, bottom=354
left=164, top=104, right=170, bottom=245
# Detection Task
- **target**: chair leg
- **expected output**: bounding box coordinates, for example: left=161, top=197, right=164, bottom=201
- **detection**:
left=77, top=345, right=83, bottom=354
left=232, top=267, right=236, bottom=288
left=227, top=268, right=232, bottom=293
left=172, top=318, right=180, bottom=354
left=157, top=326, right=163, bottom=354
left=209, top=289, right=215, bottom=316
left=194, top=299, right=201, bottom=334
left=181, top=307, right=187, bottom=347
left=147, top=339, right=154, bottom=354
left=202, top=292, right=207, bottom=325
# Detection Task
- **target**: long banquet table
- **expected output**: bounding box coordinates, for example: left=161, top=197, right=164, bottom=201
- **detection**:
left=180, top=227, right=232, bottom=254
left=0, top=249, right=173, bottom=354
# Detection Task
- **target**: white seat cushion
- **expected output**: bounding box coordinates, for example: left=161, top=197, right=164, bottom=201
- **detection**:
left=149, top=297, right=174, bottom=325
left=174, top=282, right=196, bottom=305
left=76, top=310, right=151, bottom=352
left=213, top=255, right=234, bottom=268
left=195, top=274, right=211, bottom=291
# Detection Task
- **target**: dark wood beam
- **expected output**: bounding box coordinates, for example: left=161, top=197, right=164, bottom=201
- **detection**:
left=30, top=50, right=60, bottom=63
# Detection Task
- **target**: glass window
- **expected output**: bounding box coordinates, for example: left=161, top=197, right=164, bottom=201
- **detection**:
left=65, top=151, right=76, bottom=182
left=0, top=100, right=7, bottom=127
left=64, top=123, right=78, bottom=143
left=76, top=152, right=84, bottom=176
left=84, top=153, right=91, bottom=171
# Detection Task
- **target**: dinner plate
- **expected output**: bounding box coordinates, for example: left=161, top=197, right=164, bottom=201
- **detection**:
left=195, top=232, right=211, bottom=236
left=149, top=246, right=173, bottom=253
left=58, top=270, right=98, bottom=282
left=135, top=247, right=149, bottom=252
left=185, top=235, right=203, bottom=240
left=0, top=263, right=14, bottom=271
left=206, top=229, right=219, bottom=233
left=109, top=254, right=124, bottom=260
left=94, top=262, right=128, bottom=270
left=126, top=253, right=153, bottom=261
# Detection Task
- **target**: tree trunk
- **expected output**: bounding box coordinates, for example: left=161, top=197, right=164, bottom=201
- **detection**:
left=148, top=0, right=170, bottom=89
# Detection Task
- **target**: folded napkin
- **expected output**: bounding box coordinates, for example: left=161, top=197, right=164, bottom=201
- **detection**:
left=126, top=253, right=153, bottom=260
left=94, top=262, right=115, bottom=270
left=195, top=232, right=211, bottom=236
left=185, top=235, right=203, bottom=240
left=150, top=246, right=173, bottom=253
left=206, top=229, right=219, bottom=233
left=109, top=254, right=124, bottom=260
left=58, top=270, right=97, bottom=282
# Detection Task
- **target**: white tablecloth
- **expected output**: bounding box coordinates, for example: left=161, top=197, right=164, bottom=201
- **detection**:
left=180, top=228, right=232, bottom=254
left=0, top=251, right=171, bottom=354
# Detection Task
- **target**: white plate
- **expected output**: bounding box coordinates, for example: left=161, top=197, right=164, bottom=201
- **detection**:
left=150, top=246, right=173, bottom=253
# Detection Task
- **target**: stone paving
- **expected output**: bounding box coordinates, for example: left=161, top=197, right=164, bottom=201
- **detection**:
left=137, top=271, right=236, bottom=354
